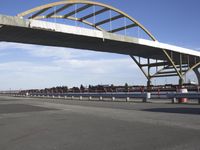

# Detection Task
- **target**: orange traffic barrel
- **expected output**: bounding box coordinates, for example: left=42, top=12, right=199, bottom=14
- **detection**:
left=178, top=88, right=188, bottom=103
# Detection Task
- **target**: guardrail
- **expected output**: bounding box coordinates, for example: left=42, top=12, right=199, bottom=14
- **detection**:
left=167, top=93, right=200, bottom=104
left=30, top=93, right=148, bottom=98
left=15, top=92, right=151, bottom=102
left=167, top=93, right=200, bottom=99
left=11, top=92, right=200, bottom=104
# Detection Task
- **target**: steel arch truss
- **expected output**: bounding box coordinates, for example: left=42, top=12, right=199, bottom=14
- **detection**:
left=17, top=0, right=156, bottom=40
left=130, top=51, right=200, bottom=85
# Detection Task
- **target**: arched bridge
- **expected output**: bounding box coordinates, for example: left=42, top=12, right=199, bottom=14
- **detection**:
left=0, top=0, right=200, bottom=86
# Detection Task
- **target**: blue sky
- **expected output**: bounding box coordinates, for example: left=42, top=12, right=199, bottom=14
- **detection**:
left=0, top=0, right=200, bottom=90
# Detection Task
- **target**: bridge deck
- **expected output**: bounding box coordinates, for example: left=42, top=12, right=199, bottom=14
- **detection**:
left=0, top=15, right=200, bottom=63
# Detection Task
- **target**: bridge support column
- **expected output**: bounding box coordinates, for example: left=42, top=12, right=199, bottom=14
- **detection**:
left=147, top=79, right=152, bottom=91
left=143, top=79, right=152, bottom=103
left=178, top=53, right=184, bottom=86
left=194, top=67, right=200, bottom=104
left=194, top=68, right=200, bottom=85
left=179, top=78, right=184, bottom=86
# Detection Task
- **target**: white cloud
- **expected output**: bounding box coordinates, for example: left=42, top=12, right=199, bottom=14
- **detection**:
left=0, top=61, right=61, bottom=73
left=26, top=47, right=72, bottom=59
left=0, top=42, right=72, bottom=59
left=0, top=42, right=112, bottom=60
left=0, top=42, right=137, bottom=75
left=0, top=42, right=31, bottom=50
left=54, top=58, right=136, bottom=74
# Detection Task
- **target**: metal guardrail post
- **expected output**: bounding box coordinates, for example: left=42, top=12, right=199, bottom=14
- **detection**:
left=99, top=96, right=103, bottom=101
left=112, top=97, right=115, bottom=101
left=143, top=92, right=151, bottom=102
left=172, top=97, right=177, bottom=104
left=126, top=97, right=130, bottom=102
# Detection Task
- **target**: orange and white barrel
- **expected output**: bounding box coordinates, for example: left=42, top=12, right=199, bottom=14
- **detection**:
left=178, top=88, right=188, bottom=103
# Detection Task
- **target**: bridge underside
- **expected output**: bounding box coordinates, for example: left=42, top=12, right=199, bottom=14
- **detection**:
left=0, top=25, right=165, bottom=59
left=0, top=15, right=200, bottom=85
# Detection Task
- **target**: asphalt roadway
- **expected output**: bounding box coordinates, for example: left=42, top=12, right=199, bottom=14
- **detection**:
left=0, top=96, right=200, bottom=150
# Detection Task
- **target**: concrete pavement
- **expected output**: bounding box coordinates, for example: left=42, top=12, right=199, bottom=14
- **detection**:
left=0, top=96, right=200, bottom=150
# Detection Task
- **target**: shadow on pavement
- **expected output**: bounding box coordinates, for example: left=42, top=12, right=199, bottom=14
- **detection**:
left=0, top=104, right=57, bottom=114
left=142, top=107, right=200, bottom=115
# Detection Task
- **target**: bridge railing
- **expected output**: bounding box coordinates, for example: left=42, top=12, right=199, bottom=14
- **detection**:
left=167, top=93, right=200, bottom=99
